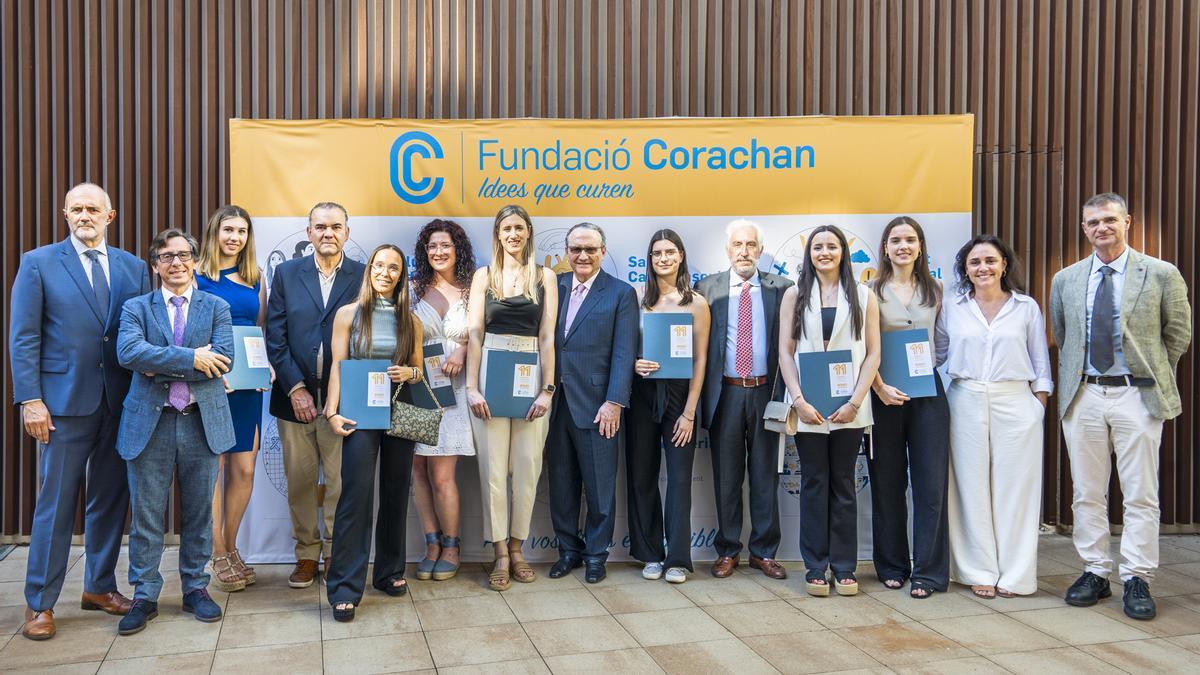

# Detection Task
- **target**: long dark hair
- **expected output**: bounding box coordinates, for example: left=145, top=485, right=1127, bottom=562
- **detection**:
left=873, top=216, right=940, bottom=308
left=641, top=229, right=696, bottom=310
left=793, top=225, right=863, bottom=340
left=412, top=219, right=477, bottom=299
left=953, top=233, right=1025, bottom=296
left=351, top=244, right=415, bottom=364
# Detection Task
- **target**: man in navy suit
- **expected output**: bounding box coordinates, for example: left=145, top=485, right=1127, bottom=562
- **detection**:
left=546, top=223, right=639, bottom=583
left=9, top=183, right=149, bottom=640
left=114, top=228, right=236, bottom=634
left=695, top=220, right=794, bottom=580
left=266, top=202, right=366, bottom=587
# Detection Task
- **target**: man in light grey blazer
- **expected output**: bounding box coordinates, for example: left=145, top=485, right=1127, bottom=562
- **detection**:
left=1049, top=193, right=1192, bottom=621
left=115, top=229, right=236, bottom=635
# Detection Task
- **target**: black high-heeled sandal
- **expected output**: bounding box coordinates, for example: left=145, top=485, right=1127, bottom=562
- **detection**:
left=377, top=575, right=408, bottom=597
left=332, top=603, right=356, bottom=622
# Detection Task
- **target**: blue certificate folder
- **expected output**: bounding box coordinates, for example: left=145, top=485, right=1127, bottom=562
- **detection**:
left=879, top=329, right=937, bottom=398
left=796, top=349, right=854, bottom=417
left=483, top=350, right=540, bottom=418
left=226, top=326, right=272, bottom=391
left=338, top=360, right=392, bottom=430
left=641, top=312, right=693, bottom=379
left=412, top=341, right=457, bottom=410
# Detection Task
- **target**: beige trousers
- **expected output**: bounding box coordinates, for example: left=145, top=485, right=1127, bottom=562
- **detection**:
left=1062, top=383, right=1163, bottom=582
left=472, top=337, right=550, bottom=542
left=277, top=417, right=343, bottom=561
left=947, top=379, right=1045, bottom=595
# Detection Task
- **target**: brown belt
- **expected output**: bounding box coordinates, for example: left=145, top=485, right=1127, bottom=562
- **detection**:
left=722, top=375, right=768, bottom=388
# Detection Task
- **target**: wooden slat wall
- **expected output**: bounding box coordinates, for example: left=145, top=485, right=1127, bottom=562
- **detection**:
left=2, top=0, right=1197, bottom=538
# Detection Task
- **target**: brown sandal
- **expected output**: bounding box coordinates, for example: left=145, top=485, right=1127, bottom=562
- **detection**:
left=489, top=556, right=512, bottom=592
left=230, top=549, right=256, bottom=585
left=211, top=554, right=247, bottom=592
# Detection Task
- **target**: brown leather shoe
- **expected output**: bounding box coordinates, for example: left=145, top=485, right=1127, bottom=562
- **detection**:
left=710, top=555, right=740, bottom=578
left=22, top=607, right=55, bottom=641
left=749, top=556, right=788, bottom=579
left=289, top=559, right=319, bottom=588
left=81, top=590, right=133, bottom=615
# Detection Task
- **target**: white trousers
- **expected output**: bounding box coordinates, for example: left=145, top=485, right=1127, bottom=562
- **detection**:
left=947, top=379, right=1044, bottom=595
left=1062, top=383, right=1163, bottom=582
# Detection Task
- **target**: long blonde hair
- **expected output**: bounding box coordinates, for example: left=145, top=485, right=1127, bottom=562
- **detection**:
left=351, top=245, right=415, bottom=364
left=196, top=205, right=261, bottom=286
left=487, top=204, right=540, bottom=301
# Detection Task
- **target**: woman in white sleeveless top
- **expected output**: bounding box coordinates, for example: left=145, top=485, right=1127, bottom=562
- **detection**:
left=410, top=220, right=478, bottom=583
left=778, top=225, right=880, bottom=598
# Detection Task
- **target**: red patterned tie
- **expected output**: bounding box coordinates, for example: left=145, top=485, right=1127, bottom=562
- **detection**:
left=735, top=281, right=752, bottom=378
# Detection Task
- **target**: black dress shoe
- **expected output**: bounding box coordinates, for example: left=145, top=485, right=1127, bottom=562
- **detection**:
left=549, top=557, right=581, bottom=579
left=117, top=599, right=158, bottom=636
left=584, top=561, right=606, bottom=584
left=1064, top=571, right=1111, bottom=607
left=1123, top=576, right=1156, bottom=620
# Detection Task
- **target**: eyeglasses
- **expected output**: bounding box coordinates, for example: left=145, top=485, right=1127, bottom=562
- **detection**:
left=650, top=250, right=680, bottom=260
left=568, top=246, right=602, bottom=256
left=426, top=243, right=454, bottom=253
left=371, top=262, right=403, bottom=275
left=155, top=251, right=194, bottom=263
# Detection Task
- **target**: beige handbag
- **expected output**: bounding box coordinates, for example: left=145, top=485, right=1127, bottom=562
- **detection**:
left=762, top=367, right=798, bottom=435
left=386, top=376, right=444, bottom=446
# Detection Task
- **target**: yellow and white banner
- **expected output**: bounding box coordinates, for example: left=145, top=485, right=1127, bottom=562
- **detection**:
left=231, top=115, right=973, bottom=563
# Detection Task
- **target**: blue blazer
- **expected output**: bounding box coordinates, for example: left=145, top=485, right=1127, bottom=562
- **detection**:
left=553, top=270, right=639, bottom=428
left=265, top=254, right=366, bottom=423
left=115, top=289, right=236, bottom=459
left=8, top=237, right=151, bottom=416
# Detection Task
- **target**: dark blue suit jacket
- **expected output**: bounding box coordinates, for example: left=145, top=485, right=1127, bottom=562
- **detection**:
left=9, top=237, right=151, bottom=416
left=265, top=254, right=366, bottom=422
left=115, top=289, right=236, bottom=458
left=552, top=270, right=639, bottom=428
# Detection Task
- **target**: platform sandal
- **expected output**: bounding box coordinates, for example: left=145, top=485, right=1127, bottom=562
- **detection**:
left=415, top=531, right=442, bottom=581
left=432, top=534, right=461, bottom=581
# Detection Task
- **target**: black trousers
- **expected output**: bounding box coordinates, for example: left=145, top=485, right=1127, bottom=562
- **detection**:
left=327, top=427, right=415, bottom=606
left=625, top=379, right=696, bottom=571
left=547, top=393, right=620, bottom=563
left=867, top=378, right=950, bottom=590
left=795, top=428, right=864, bottom=576
left=710, top=383, right=780, bottom=559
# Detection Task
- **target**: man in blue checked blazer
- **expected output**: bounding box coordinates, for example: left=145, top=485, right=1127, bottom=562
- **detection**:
left=114, top=228, right=236, bottom=635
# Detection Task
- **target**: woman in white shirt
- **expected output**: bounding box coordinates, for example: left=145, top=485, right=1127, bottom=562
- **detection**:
left=779, top=225, right=881, bottom=597
left=935, top=234, right=1052, bottom=599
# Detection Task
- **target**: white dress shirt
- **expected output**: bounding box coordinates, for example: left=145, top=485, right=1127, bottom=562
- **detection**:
left=162, top=285, right=197, bottom=405
left=71, top=235, right=110, bottom=286
left=562, top=270, right=599, bottom=336
left=1084, top=248, right=1131, bottom=376
left=724, top=270, right=768, bottom=377
left=314, top=254, right=345, bottom=380
left=935, top=291, right=1054, bottom=394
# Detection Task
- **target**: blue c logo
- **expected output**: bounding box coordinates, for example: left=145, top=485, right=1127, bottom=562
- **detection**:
left=389, top=131, right=444, bottom=204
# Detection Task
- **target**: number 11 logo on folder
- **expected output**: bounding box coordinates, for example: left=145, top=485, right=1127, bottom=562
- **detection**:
left=513, top=364, right=536, bottom=397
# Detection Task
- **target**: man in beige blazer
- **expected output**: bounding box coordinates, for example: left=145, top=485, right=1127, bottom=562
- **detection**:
left=1049, top=192, right=1191, bottom=621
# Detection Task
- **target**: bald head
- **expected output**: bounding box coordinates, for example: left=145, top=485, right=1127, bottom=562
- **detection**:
left=62, top=183, right=115, bottom=248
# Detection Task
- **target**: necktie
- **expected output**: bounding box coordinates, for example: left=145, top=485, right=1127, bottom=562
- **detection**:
left=169, top=295, right=191, bottom=410
left=83, top=249, right=110, bottom=314
left=563, top=283, right=587, bottom=335
left=735, top=281, right=753, bottom=378
left=1090, top=266, right=1116, bottom=373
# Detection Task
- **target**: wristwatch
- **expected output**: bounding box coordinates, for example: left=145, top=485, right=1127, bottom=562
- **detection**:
left=543, top=384, right=557, bottom=394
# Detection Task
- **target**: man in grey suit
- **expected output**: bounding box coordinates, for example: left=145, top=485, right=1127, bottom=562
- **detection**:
left=1050, top=193, right=1192, bottom=621
left=114, top=229, right=237, bottom=635
left=695, top=220, right=794, bottom=579
left=546, top=223, right=639, bottom=584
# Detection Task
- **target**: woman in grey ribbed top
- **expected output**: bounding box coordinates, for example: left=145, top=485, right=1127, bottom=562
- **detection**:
left=323, top=244, right=425, bottom=623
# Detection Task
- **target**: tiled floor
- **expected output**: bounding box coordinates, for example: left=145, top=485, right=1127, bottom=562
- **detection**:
left=2, top=534, right=1200, bottom=673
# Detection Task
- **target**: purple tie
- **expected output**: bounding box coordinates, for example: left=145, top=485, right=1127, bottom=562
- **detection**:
left=169, top=295, right=190, bottom=410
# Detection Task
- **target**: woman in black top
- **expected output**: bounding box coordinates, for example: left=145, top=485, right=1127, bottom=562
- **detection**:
left=465, top=204, right=559, bottom=591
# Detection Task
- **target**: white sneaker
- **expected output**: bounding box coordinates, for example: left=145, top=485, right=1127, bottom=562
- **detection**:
left=642, top=562, right=664, bottom=580
left=665, top=567, right=687, bottom=584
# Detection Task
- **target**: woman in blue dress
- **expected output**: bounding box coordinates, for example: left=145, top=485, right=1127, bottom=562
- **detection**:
left=195, top=204, right=269, bottom=593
